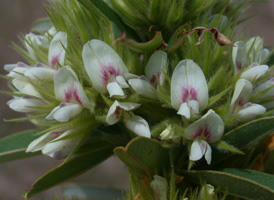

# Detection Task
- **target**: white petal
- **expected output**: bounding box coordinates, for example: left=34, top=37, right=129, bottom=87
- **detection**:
left=204, top=142, right=212, bottom=165
left=184, top=109, right=224, bottom=143
left=26, top=131, right=59, bottom=152
left=124, top=72, right=139, bottom=80
left=189, top=139, right=204, bottom=161
left=46, top=103, right=83, bottom=122
left=7, top=97, right=45, bottom=113
left=107, top=81, right=124, bottom=97
left=150, top=175, right=168, bottom=200
left=82, top=39, right=128, bottom=93
left=24, top=66, right=56, bottom=81
left=118, top=101, right=141, bottom=111
left=12, top=79, right=42, bottom=98
left=241, top=64, right=269, bottom=82
left=42, top=130, right=82, bottom=159
left=232, top=41, right=247, bottom=73
left=261, top=48, right=270, bottom=62
left=171, top=59, right=208, bottom=111
left=4, top=64, right=16, bottom=72
left=25, top=33, right=42, bottom=61
left=128, top=79, right=157, bottom=99
left=124, top=115, right=151, bottom=138
left=253, top=78, right=274, bottom=99
left=48, top=31, right=67, bottom=69
left=54, top=66, right=89, bottom=107
left=145, top=50, right=168, bottom=86
left=106, top=101, right=140, bottom=125
left=177, top=103, right=191, bottom=119
left=230, top=79, right=252, bottom=111
left=237, top=103, right=266, bottom=122
left=7, top=62, right=30, bottom=79
left=189, top=100, right=199, bottom=114
left=116, top=75, right=129, bottom=88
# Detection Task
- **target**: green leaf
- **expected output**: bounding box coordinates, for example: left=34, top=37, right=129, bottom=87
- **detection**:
left=181, top=168, right=274, bottom=200
left=62, top=185, right=123, bottom=199
left=77, top=0, right=140, bottom=41
left=0, top=129, right=42, bottom=163
left=114, top=137, right=170, bottom=176
left=23, top=145, right=114, bottom=199
left=31, top=18, right=53, bottom=33
left=212, top=117, right=274, bottom=164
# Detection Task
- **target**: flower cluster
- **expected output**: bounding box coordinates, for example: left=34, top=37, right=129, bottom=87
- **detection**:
left=4, top=17, right=273, bottom=169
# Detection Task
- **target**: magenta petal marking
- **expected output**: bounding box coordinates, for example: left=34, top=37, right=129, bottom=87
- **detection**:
left=236, top=61, right=242, bottom=71
left=192, top=125, right=211, bottom=141
left=50, top=53, right=61, bottom=69
left=150, top=72, right=161, bottom=88
left=65, top=87, right=83, bottom=105
left=101, top=65, right=120, bottom=86
left=181, top=86, right=198, bottom=102
left=114, top=106, right=121, bottom=119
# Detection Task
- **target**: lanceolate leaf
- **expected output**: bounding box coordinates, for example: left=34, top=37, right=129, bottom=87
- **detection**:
left=23, top=145, right=114, bottom=199
left=212, top=117, right=274, bottom=164
left=0, top=129, right=42, bottom=163
left=181, top=168, right=274, bottom=200
left=77, top=0, right=140, bottom=41
left=114, top=137, right=170, bottom=176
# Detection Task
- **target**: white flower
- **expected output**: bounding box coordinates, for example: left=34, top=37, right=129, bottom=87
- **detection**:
left=171, top=59, right=208, bottom=119
left=24, top=31, right=68, bottom=81
left=129, top=51, right=168, bottom=99
left=7, top=96, right=47, bottom=113
left=46, top=66, right=89, bottom=122
left=232, top=41, right=247, bottom=73
left=184, top=109, right=224, bottom=164
left=150, top=175, right=168, bottom=200
left=6, top=32, right=67, bottom=82
left=124, top=114, right=151, bottom=138
left=105, top=101, right=150, bottom=137
left=232, top=37, right=269, bottom=73
left=26, top=129, right=82, bottom=159
left=230, top=79, right=266, bottom=122
left=240, top=62, right=269, bottom=82
left=106, top=100, right=140, bottom=125
left=82, top=39, right=129, bottom=97
left=25, top=33, right=49, bottom=61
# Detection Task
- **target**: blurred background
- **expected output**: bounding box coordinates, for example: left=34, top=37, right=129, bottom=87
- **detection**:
left=0, top=1, right=273, bottom=199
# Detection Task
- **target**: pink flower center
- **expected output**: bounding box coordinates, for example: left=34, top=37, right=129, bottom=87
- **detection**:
left=101, top=65, right=120, bottom=86
left=50, top=54, right=61, bottom=69
left=181, top=86, right=198, bottom=102
left=192, top=125, right=211, bottom=141
left=236, top=61, right=242, bottom=71
left=114, top=106, right=121, bottom=119
left=150, top=72, right=161, bottom=88
left=65, top=87, right=82, bottom=105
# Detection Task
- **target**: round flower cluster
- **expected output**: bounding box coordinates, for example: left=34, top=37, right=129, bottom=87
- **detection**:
left=4, top=27, right=273, bottom=165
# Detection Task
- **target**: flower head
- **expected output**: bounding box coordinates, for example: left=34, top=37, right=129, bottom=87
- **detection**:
left=82, top=40, right=129, bottom=97
left=171, top=59, right=208, bottom=119
left=184, top=109, right=224, bottom=164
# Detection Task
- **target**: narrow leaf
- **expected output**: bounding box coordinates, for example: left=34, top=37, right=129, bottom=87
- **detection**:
left=181, top=168, right=274, bottom=200
left=23, top=146, right=113, bottom=199
left=212, top=117, right=274, bottom=164
left=0, top=129, right=42, bottom=163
